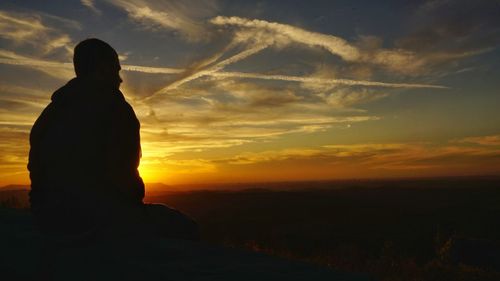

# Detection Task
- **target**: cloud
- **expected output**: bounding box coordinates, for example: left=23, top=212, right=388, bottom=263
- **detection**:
left=108, top=0, right=218, bottom=41
left=394, top=0, right=500, bottom=73
left=121, top=64, right=184, bottom=74
left=0, top=85, right=44, bottom=127
left=134, top=77, right=380, bottom=159
left=0, top=126, right=31, bottom=183
left=0, top=10, right=47, bottom=43
left=0, top=10, right=447, bottom=103
left=456, top=135, right=500, bottom=146
left=210, top=16, right=361, bottom=61
left=210, top=16, right=428, bottom=74
left=146, top=158, right=216, bottom=174
left=0, top=84, right=50, bottom=111
left=321, top=89, right=389, bottom=108
left=0, top=8, right=447, bottom=179
left=0, top=10, right=74, bottom=57
left=145, top=15, right=446, bottom=98
left=0, top=49, right=74, bottom=79
left=208, top=140, right=500, bottom=179
left=81, top=0, right=102, bottom=15
left=211, top=14, right=499, bottom=77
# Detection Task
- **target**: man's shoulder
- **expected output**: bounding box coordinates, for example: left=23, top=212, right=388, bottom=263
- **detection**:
left=109, top=91, right=139, bottom=123
left=111, top=91, right=134, bottom=112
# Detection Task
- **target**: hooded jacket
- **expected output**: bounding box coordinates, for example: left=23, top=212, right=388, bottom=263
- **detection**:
left=28, top=77, right=144, bottom=231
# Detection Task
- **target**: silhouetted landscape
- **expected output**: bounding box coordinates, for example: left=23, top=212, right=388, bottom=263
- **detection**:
left=2, top=176, right=500, bottom=280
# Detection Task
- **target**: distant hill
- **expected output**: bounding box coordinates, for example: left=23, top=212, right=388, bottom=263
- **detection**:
left=0, top=184, right=29, bottom=191
left=0, top=185, right=30, bottom=209
left=3, top=175, right=500, bottom=193
left=145, top=175, right=500, bottom=194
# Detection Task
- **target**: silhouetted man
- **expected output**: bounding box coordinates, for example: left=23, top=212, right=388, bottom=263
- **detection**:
left=28, top=39, right=198, bottom=240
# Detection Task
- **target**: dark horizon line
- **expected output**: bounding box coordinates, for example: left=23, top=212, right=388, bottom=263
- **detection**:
left=3, top=174, right=500, bottom=191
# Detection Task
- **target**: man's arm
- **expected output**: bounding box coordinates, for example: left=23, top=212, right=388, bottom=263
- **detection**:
left=28, top=103, right=55, bottom=213
left=106, top=93, right=145, bottom=205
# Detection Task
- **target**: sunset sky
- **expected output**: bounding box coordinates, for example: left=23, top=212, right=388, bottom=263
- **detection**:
left=1, top=0, right=500, bottom=187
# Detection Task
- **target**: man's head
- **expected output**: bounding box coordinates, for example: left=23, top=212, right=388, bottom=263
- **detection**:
left=73, top=38, right=122, bottom=89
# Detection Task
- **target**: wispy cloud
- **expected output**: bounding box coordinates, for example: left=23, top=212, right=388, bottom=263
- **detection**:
left=135, top=76, right=381, bottom=158
left=0, top=84, right=50, bottom=111
left=147, top=15, right=447, bottom=98
left=210, top=71, right=446, bottom=89
left=211, top=16, right=361, bottom=61
left=456, top=135, right=500, bottom=146
left=210, top=16, right=425, bottom=73
left=108, top=0, right=218, bottom=41
left=393, top=0, right=500, bottom=75
left=0, top=5, right=445, bottom=99
left=320, top=88, right=389, bottom=108
left=0, top=126, right=31, bottom=183
left=0, top=49, right=74, bottom=79
left=121, top=64, right=184, bottom=74
left=0, top=10, right=74, bottom=57
left=208, top=140, right=500, bottom=178
left=81, top=0, right=102, bottom=15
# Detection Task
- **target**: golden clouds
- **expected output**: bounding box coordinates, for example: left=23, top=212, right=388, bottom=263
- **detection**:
left=456, top=135, right=500, bottom=146
left=0, top=50, right=74, bottom=79
left=198, top=139, right=500, bottom=182
left=135, top=136, right=500, bottom=184
left=0, top=127, right=30, bottom=185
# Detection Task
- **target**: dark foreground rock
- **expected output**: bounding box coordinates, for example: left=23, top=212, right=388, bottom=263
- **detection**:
left=0, top=207, right=371, bottom=281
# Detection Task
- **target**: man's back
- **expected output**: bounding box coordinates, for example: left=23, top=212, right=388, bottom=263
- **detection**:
left=28, top=77, right=144, bottom=233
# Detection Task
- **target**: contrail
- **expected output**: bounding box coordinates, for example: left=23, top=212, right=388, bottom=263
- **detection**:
left=121, top=64, right=183, bottom=74
left=0, top=58, right=73, bottom=69
left=211, top=71, right=448, bottom=89
left=145, top=43, right=235, bottom=98
left=0, top=58, right=183, bottom=74
left=0, top=56, right=447, bottom=90
left=153, top=43, right=270, bottom=95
